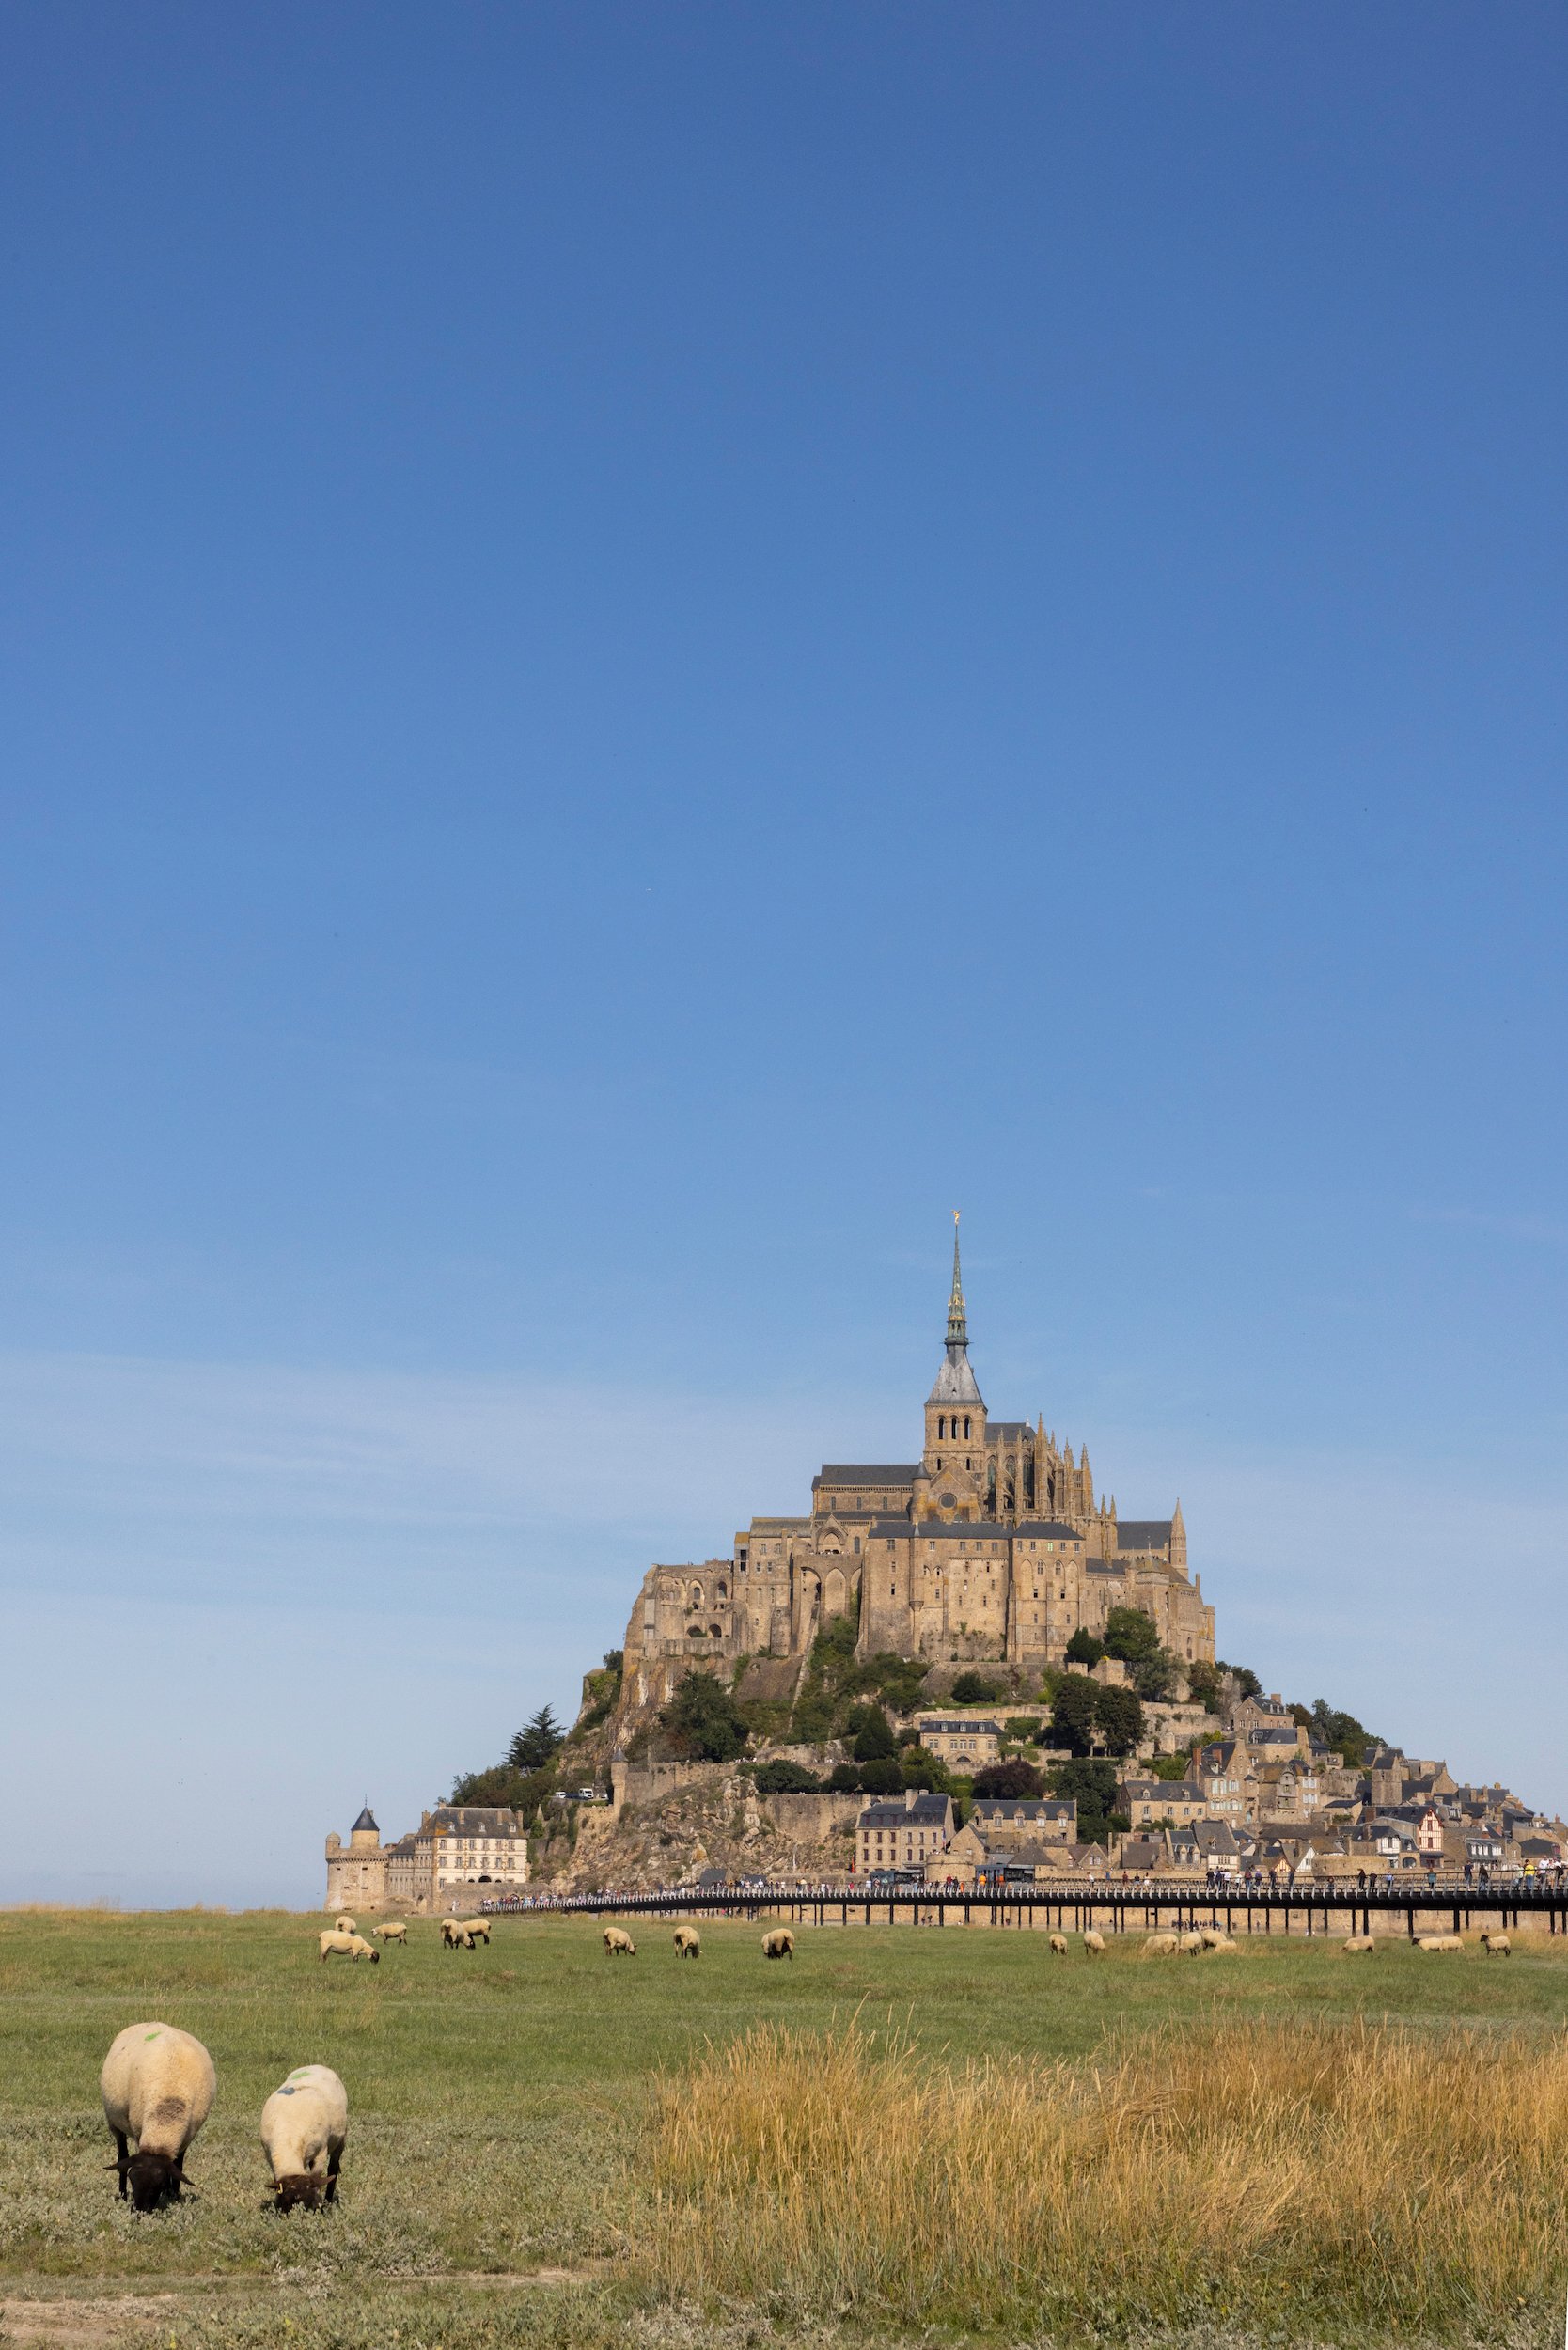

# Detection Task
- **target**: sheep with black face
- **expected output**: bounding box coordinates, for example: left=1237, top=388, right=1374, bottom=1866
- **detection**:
left=260, top=2063, right=349, bottom=2212
left=101, top=2023, right=215, bottom=2212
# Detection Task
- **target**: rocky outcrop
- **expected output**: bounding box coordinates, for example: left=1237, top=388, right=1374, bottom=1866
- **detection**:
left=534, top=1767, right=859, bottom=1892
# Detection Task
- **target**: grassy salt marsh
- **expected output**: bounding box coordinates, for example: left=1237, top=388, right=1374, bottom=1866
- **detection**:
left=1, top=1906, right=1566, bottom=2348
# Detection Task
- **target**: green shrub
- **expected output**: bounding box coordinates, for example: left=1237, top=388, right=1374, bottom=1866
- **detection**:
left=951, top=1669, right=1002, bottom=1704
left=751, top=1760, right=823, bottom=1794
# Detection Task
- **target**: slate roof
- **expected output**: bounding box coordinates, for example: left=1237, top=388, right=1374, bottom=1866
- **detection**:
left=1116, top=1520, right=1174, bottom=1550
left=858, top=1794, right=952, bottom=1828
left=352, top=1805, right=379, bottom=1833
left=928, top=1348, right=984, bottom=1406
left=424, top=1807, right=526, bottom=1837
left=813, top=1465, right=918, bottom=1485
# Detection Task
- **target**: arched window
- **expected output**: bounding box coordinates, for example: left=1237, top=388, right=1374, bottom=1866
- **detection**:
left=689, top=1582, right=703, bottom=1609
left=964, top=1416, right=971, bottom=1438
left=937, top=1415, right=946, bottom=1440
left=716, top=1579, right=728, bottom=1600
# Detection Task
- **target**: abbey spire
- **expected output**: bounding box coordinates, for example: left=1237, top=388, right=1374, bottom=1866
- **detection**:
left=927, top=1213, right=983, bottom=1410
left=946, top=1214, right=967, bottom=1348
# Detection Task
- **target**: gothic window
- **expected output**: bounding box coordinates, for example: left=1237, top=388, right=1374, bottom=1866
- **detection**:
left=937, top=1416, right=946, bottom=1440
left=716, top=1580, right=728, bottom=1599
left=964, top=1416, right=971, bottom=1438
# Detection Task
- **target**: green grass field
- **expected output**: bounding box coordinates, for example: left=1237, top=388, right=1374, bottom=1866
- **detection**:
left=2, top=1907, right=1566, bottom=2348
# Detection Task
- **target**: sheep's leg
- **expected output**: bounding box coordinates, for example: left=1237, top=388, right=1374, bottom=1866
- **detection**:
left=325, top=2145, right=342, bottom=2204
left=112, top=2129, right=130, bottom=2199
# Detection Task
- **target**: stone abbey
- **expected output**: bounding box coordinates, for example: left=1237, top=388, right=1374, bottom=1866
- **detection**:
left=620, top=1226, right=1215, bottom=1717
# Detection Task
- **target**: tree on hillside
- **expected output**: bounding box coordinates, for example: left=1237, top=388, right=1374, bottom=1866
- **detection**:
left=1047, top=1758, right=1123, bottom=1845
left=1094, top=1684, right=1145, bottom=1757
left=1308, top=1698, right=1381, bottom=1769
left=1049, top=1672, right=1102, bottom=1757
left=858, top=1756, right=904, bottom=1795
left=1185, top=1660, right=1222, bottom=1713
left=951, top=1670, right=1003, bottom=1704
left=509, top=1705, right=566, bottom=1773
left=1103, top=1606, right=1160, bottom=1666
left=1218, top=1659, right=1262, bottom=1700
left=848, top=1701, right=896, bottom=1762
left=971, top=1759, right=1044, bottom=1799
left=898, top=1746, right=951, bottom=1793
left=1064, top=1628, right=1104, bottom=1667
left=659, top=1669, right=749, bottom=1762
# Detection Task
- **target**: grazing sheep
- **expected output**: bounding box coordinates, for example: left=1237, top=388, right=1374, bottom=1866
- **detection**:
left=320, top=1929, right=379, bottom=1964
left=1177, top=1930, right=1204, bottom=1955
left=761, top=1928, right=795, bottom=1960
left=441, top=1917, right=466, bottom=1950
left=374, top=1922, right=407, bottom=1944
left=1142, top=1932, right=1179, bottom=1957
left=1416, top=1933, right=1464, bottom=1952
left=458, top=1918, right=491, bottom=1945
left=1480, top=1930, right=1513, bottom=1956
left=333, top=1917, right=357, bottom=1935
left=1341, top=1935, right=1377, bottom=1954
left=1198, top=1927, right=1229, bottom=1950
left=1083, top=1930, right=1105, bottom=1956
left=1048, top=1933, right=1068, bottom=1956
left=672, top=1925, right=701, bottom=1958
left=603, top=1926, right=636, bottom=1956
left=1204, top=1935, right=1239, bottom=1954
left=260, top=2063, right=349, bottom=2213
left=101, top=2023, right=216, bottom=2211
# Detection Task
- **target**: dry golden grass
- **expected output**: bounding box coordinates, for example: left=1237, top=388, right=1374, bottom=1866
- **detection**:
left=642, top=2016, right=1568, bottom=2338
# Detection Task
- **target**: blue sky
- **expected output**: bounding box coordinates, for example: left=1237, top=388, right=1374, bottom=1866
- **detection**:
left=1, top=6, right=1564, bottom=1904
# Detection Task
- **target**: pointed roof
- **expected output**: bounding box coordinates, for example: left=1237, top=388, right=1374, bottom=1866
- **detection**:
left=928, top=1214, right=984, bottom=1406
left=352, top=1804, right=379, bottom=1834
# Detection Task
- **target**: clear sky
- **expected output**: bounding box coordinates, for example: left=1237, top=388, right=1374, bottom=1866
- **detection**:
left=1, top=6, right=1564, bottom=1905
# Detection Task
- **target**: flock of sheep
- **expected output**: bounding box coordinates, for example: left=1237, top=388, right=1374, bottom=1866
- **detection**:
left=603, top=1924, right=795, bottom=1958
left=95, top=1911, right=1516, bottom=2215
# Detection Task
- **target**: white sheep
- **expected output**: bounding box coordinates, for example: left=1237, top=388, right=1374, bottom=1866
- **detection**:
left=101, top=2023, right=216, bottom=2211
left=1204, top=1935, right=1239, bottom=1954
left=1083, top=1930, right=1105, bottom=1956
left=1480, top=1930, right=1512, bottom=1957
left=374, top=1921, right=408, bottom=1944
left=260, top=2063, right=349, bottom=2212
left=604, top=1926, right=636, bottom=1956
left=1198, top=1927, right=1229, bottom=1949
left=1142, top=1931, right=1179, bottom=1957
left=332, top=1916, right=357, bottom=1935
left=672, top=1925, right=702, bottom=1958
left=1341, top=1935, right=1377, bottom=1954
left=319, top=1929, right=379, bottom=1964
left=1048, top=1933, right=1068, bottom=1956
left=1177, top=1930, right=1204, bottom=1955
left=761, top=1927, right=794, bottom=1960
left=456, top=1918, right=491, bottom=1946
left=1416, top=1933, right=1464, bottom=1952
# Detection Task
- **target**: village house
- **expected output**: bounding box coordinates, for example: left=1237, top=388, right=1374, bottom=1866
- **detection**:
left=1117, top=1776, right=1207, bottom=1827
left=856, top=1790, right=955, bottom=1874
left=914, top=1715, right=1002, bottom=1765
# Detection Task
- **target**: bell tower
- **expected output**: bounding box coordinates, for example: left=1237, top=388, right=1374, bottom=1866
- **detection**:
left=917, top=1215, right=987, bottom=1518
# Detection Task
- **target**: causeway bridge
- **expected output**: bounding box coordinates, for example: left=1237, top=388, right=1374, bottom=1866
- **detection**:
left=486, top=1879, right=1568, bottom=1939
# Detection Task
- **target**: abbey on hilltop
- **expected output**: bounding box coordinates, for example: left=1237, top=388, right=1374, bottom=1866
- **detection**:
left=619, top=1223, right=1215, bottom=1718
